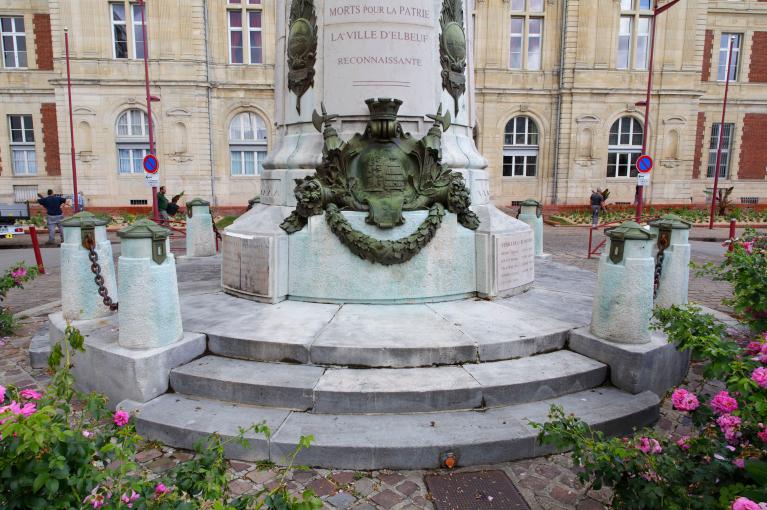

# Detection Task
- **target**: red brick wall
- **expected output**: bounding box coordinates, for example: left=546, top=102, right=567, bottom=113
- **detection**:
left=740, top=114, right=767, bottom=180
left=701, top=30, right=714, bottom=82
left=33, top=14, right=53, bottom=71
left=749, top=32, right=767, bottom=83
left=40, top=103, right=61, bottom=176
left=692, top=112, right=706, bottom=179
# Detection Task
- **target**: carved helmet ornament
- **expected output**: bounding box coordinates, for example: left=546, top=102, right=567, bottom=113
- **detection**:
left=287, top=0, right=317, bottom=115
left=280, top=99, right=480, bottom=266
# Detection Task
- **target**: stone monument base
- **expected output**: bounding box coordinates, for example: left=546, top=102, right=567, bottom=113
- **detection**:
left=222, top=203, right=535, bottom=304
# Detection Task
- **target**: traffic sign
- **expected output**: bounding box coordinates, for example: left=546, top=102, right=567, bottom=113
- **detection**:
left=637, top=173, right=650, bottom=186
left=144, top=172, right=159, bottom=188
left=636, top=154, right=653, bottom=173
left=143, top=154, right=159, bottom=174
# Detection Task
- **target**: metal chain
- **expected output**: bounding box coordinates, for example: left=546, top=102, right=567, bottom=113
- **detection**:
left=212, top=221, right=222, bottom=242
left=653, top=242, right=667, bottom=300
left=85, top=237, right=118, bottom=311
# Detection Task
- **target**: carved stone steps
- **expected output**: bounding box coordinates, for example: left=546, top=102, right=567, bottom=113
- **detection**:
left=121, top=387, right=660, bottom=470
left=169, top=351, right=607, bottom=414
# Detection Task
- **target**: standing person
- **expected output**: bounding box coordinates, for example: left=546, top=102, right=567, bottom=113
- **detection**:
left=590, top=188, right=607, bottom=227
left=157, top=186, right=169, bottom=222
left=37, top=189, right=68, bottom=244
left=77, top=191, right=86, bottom=212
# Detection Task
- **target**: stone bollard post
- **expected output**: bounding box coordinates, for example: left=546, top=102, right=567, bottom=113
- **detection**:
left=185, top=198, right=216, bottom=257
left=590, top=221, right=656, bottom=344
left=648, top=214, right=692, bottom=308
left=117, top=219, right=183, bottom=349
left=517, top=199, right=544, bottom=257
left=61, top=212, right=117, bottom=320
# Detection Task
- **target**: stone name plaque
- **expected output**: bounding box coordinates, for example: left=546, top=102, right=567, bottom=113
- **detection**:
left=222, top=234, right=242, bottom=290
left=495, top=233, right=535, bottom=292
left=323, top=0, right=438, bottom=117
left=240, top=236, right=272, bottom=297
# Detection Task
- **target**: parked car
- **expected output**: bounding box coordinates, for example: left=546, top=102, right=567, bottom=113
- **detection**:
left=0, top=202, right=29, bottom=239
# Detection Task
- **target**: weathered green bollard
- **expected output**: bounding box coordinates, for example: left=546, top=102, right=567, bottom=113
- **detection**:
left=517, top=199, right=544, bottom=257
left=590, top=221, right=656, bottom=344
left=648, top=214, right=692, bottom=308
left=117, top=219, right=183, bottom=349
left=61, top=212, right=117, bottom=320
left=185, top=198, right=216, bottom=257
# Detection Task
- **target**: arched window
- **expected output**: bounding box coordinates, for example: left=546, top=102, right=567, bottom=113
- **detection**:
left=116, top=109, right=149, bottom=174
left=503, top=116, right=539, bottom=177
left=607, top=116, right=643, bottom=178
left=229, top=112, right=268, bottom=176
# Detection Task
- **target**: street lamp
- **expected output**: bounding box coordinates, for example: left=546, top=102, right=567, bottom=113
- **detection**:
left=635, top=0, right=681, bottom=222
left=137, top=0, right=159, bottom=221
left=64, top=28, right=79, bottom=213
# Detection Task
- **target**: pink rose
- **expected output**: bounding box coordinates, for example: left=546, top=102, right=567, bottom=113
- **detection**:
left=743, top=241, right=755, bottom=254
left=747, top=342, right=764, bottom=355
left=11, top=267, right=26, bottom=280
left=154, top=483, right=170, bottom=498
left=711, top=391, right=739, bottom=415
left=637, top=437, right=662, bottom=454
left=717, top=414, right=742, bottom=444
left=734, top=458, right=746, bottom=469
left=758, top=429, right=767, bottom=443
left=672, top=388, right=700, bottom=411
left=753, top=368, right=767, bottom=388
left=19, top=389, right=42, bottom=400
left=4, top=401, right=36, bottom=418
left=732, top=497, right=761, bottom=510
left=0, top=385, right=5, bottom=403
left=121, top=490, right=139, bottom=508
left=676, top=435, right=691, bottom=450
left=113, top=410, right=130, bottom=427
left=82, top=430, right=93, bottom=438
left=760, top=343, right=767, bottom=355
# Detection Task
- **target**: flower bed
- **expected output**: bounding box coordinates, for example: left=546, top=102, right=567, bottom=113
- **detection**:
left=549, top=206, right=767, bottom=226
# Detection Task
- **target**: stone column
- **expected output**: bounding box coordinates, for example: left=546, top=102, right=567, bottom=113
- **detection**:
left=185, top=198, right=216, bottom=257
left=590, top=221, right=657, bottom=344
left=648, top=214, right=692, bottom=308
left=60, top=212, right=117, bottom=321
left=117, top=219, right=183, bottom=349
left=517, top=199, right=544, bottom=257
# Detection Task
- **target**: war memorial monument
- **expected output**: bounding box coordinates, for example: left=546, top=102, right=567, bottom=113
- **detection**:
left=38, top=0, right=691, bottom=470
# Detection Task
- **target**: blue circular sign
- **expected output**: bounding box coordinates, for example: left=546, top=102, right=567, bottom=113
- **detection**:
left=636, top=154, right=653, bottom=173
left=143, top=154, right=159, bottom=174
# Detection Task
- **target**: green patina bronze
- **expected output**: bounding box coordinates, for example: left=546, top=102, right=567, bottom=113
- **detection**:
left=439, top=0, right=467, bottom=113
left=280, top=98, right=480, bottom=265
left=287, top=0, right=317, bottom=115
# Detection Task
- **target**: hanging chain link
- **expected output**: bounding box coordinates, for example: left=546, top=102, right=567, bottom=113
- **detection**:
left=212, top=222, right=222, bottom=242
left=84, top=235, right=118, bottom=311
left=653, top=236, right=669, bottom=300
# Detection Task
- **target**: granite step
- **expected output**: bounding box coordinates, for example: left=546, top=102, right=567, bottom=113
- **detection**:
left=169, top=351, right=607, bottom=414
left=121, top=387, right=660, bottom=470
left=181, top=293, right=574, bottom=368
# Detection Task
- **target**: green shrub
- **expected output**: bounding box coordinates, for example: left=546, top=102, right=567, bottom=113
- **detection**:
left=0, top=262, right=38, bottom=336
left=0, top=326, right=323, bottom=509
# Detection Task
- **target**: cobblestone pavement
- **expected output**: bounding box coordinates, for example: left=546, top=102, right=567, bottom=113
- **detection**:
left=0, top=225, right=737, bottom=509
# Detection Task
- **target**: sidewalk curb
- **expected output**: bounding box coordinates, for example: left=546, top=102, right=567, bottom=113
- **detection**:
left=14, top=299, right=61, bottom=320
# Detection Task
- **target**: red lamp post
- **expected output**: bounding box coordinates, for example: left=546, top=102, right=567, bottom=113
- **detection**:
left=64, top=28, right=79, bottom=213
left=709, top=35, right=736, bottom=229
left=137, top=0, right=159, bottom=221
left=635, top=0, right=681, bottom=222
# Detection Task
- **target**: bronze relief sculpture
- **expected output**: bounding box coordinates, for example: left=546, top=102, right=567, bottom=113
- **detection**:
left=280, top=98, right=479, bottom=266
left=439, top=0, right=467, bottom=114
left=287, top=0, right=317, bottom=114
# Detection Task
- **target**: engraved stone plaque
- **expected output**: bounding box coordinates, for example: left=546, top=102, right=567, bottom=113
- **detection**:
left=260, top=178, right=282, bottom=205
left=495, top=232, right=534, bottom=292
left=222, top=234, right=242, bottom=290
left=240, top=236, right=272, bottom=297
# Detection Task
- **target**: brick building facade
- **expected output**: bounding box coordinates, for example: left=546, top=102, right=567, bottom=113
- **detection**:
left=0, top=0, right=766, bottom=207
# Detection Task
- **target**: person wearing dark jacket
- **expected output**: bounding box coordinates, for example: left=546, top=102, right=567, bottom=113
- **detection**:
left=37, top=189, right=67, bottom=244
left=590, top=188, right=607, bottom=227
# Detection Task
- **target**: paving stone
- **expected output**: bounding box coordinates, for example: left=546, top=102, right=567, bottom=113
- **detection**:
left=135, top=448, right=163, bottom=463
left=534, top=463, right=564, bottom=480
left=306, top=477, right=336, bottom=497
left=247, top=469, right=278, bottom=484
left=351, top=503, right=377, bottom=510
left=331, top=471, right=356, bottom=486
left=230, top=460, right=253, bottom=472
left=326, top=491, right=357, bottom=509
left=147, top=457, right=176, bottom=473
left=378, top=472, right=406, bottom=486
left=396, top=480, right=420, bottom=496
left=577, top=498, right=607, bottom=510
left=229, top=479, right=254, bottom=496
left=291, top=469, right=318, bottom=483
left=354, top=478, right=377, bottom=497
left=517, top=475, right=549, bottom=492
left=371, top=489, right=405, bottom=509
left=551, top=485, right=579, bottom=506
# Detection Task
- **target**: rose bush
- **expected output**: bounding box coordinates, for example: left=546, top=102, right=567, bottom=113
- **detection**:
left=532, top=305, right=767, bottom=509
left=0, top=262, right=38, bottom=335
left=0, top=325, right=322, bottom=509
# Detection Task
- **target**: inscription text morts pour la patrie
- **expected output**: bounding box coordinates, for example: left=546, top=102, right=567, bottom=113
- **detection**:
left=328, top=5, right=431, bottom=19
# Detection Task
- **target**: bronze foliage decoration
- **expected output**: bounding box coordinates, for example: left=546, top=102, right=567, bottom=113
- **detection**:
left=279, top=98, right=480, bottom=265
left=439, top=0, right=467, bottom=114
